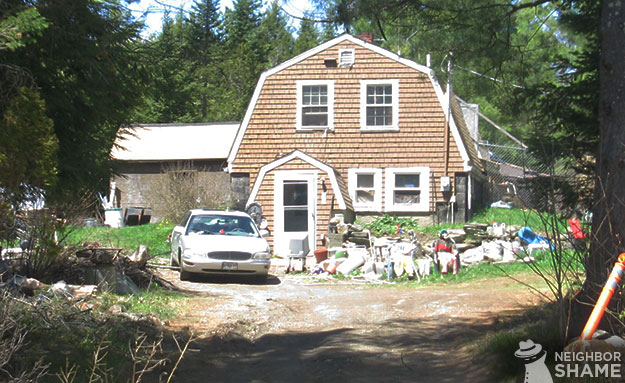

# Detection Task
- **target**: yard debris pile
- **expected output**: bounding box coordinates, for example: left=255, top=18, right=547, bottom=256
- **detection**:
left=303, top=217, right=556, bottom=281
left=1, top=241, right=172, bottom=299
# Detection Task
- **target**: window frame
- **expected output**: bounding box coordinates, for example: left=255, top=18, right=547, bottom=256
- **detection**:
left=360, top=79, right=399, bottom=132
left=296, top=80, right=335, bottom=131
left=385, top=167, right=430, bottom=212
left=348, top=168, right=383, bottom=212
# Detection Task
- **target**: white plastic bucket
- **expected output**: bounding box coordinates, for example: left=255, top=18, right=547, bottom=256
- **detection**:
left=104, top=208, right=123, bottom=228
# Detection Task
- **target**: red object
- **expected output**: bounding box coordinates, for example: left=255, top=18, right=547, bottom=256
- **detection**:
left=219, top=229, right=225, bottom=235
left=314, top=249, right=328, bottom=264
left=580, top=253, right=625, bottom=340
left=434, top=239, right=453, bottom=253
left=568, top=217, right=587, bottom=239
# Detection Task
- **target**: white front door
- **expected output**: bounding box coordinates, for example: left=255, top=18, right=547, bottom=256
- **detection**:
left=274, top=171, right=316, bottom=256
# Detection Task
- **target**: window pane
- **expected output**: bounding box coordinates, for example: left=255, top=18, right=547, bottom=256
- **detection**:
left=366, top=106, right=392, bottom=126
left=394, top=190, right=421, bottom=205
left=356, top=190, right=375, bottom=203
left=303, top=85, right=327, bottom=106
left=283, top=182, right=307, bottom=206
left=284, top=208, right=308, bottom=232
left=395, top=174, right=420, bottom=188
left=302, top=106, right=328, bottom=126
left=357, top=174, right=374, bottom=188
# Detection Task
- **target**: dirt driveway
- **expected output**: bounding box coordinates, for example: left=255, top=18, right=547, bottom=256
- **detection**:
left=156, top=267, right=544, bottom=383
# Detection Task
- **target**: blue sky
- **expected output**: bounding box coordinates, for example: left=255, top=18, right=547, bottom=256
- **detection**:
left=128, top=0, right=316, bottom=36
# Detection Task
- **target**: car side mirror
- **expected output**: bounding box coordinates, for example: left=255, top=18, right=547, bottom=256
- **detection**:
left=260, top=229, right=270, bottom=237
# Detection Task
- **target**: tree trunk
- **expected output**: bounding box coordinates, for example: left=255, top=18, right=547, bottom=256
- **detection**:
left=572, top=0, right=625, bottom=339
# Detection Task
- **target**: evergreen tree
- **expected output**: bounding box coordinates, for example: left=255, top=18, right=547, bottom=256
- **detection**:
left=2, top=0, right=146, bottom=203
left=258, top=1, right=294, bottom=68
left=186, top=0, right=223, bottom=120
left=293, top=14, right=319, bottom=55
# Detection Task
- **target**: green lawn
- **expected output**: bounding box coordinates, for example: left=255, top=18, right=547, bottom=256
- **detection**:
left=63, top=221, right=175, bottom=256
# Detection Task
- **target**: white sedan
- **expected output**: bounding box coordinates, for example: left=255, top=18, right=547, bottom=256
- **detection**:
left=169, top=209, right=271, bottom=281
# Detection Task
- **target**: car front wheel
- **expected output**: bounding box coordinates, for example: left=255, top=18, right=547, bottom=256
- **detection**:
left=179, top=264, right=192, bottom=281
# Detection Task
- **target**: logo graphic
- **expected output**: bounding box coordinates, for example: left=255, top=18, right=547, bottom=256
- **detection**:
left=515, top=339, right=554, bottom=383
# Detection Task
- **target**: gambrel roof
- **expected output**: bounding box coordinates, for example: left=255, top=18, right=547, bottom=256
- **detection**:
left=228, top=33, right=481, bottom=174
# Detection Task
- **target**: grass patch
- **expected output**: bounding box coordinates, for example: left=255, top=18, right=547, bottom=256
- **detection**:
left=63, top=221, right=175, bottom=257
left=100, top=283, right=186, bottom=320
left=468, top=301, right=564, bottom=382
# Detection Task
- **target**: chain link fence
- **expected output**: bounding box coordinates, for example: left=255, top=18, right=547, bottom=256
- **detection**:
left=478, top=142, right=553, bottom=210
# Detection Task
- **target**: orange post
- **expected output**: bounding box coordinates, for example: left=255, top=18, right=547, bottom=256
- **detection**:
left=580, top=253, right=625, bottom=340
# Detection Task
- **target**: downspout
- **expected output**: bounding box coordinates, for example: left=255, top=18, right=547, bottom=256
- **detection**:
left=443, top=52, right=453, bottom=177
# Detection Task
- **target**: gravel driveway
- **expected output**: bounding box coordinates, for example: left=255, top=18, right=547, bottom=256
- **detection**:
left=155, top=266, right=543, bottom=383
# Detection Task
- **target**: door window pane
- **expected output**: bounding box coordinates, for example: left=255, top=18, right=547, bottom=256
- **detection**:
left=284, top=208, right=308, bottom=232
left=283, top=182, right=307, bottom=206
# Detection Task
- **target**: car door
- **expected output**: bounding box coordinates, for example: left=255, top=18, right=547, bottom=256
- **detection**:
left=171, top=211, right=192, bottom=262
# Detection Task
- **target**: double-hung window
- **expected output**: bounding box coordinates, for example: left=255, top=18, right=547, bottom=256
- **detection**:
left=360, top=79, right=399, bottom=131
left=296, top=80, right=334, bottom=130
left=348, top=168, right=382, bottom=211
left=385, top=167, right=430, bottom=212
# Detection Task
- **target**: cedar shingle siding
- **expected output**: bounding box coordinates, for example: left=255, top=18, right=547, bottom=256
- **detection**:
left=231, top=35, right=476, bottom=252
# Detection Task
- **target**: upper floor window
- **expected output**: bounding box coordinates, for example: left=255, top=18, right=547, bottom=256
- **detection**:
left=297, top=80, right=334, bottom=130
left=360, top=79, right=399, bottom=131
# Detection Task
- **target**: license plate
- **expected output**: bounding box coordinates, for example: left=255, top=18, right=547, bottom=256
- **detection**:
left=222, top=262, right=238, bottom=271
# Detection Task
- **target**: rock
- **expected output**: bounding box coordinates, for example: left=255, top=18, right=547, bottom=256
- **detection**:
left=20, top=278, right=42, bottom=296
left=446, top=228, right=466, bottom=243
left=460, top=246, right=485, bottom=265
left=463, top=223, right=488, bottom=235
left=109, top=304, right=124, bottom=314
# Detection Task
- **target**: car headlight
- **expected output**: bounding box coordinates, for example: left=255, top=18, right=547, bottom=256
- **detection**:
left=183, top=250, right=204, bottom=258
left=253, top=251, right=271, bottom=260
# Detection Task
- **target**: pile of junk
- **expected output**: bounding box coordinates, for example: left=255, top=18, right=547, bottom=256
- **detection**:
left=295, top=215, right=557, bottom=282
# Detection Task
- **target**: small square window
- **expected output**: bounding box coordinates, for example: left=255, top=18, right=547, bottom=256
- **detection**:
left=385, top=167, right=430, bottom=212
left=349, top=169, right=382, bottom=211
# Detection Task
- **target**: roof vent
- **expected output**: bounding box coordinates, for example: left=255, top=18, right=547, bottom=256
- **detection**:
left=338, top=49, right=355, bottom=67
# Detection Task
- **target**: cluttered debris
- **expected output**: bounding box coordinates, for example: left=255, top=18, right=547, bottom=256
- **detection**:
left=298, top=215, right=559, bottom=282
left=1, top=241, right=173, bottom=300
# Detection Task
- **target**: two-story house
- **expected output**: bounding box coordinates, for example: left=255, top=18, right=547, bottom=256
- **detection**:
left=228, top=33, right=485, bottom=255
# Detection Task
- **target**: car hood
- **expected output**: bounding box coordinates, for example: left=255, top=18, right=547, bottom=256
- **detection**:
left=182, top=234, right=270, bottom=253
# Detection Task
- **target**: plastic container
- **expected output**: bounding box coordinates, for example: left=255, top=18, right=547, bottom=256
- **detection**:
left=335, top=250, right=348, bottom=259
left=104, top=208, right=123, bottom=228
left=314, top=249, right=328, bottom=264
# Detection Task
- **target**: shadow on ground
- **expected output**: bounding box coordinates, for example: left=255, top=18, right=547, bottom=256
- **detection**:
left=165, top=312, right=525, bottom=383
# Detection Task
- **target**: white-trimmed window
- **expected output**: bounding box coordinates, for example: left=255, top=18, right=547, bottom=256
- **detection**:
left=296, top=80, right=334, bottom=130
left=348, top=168, right=382, bottom=211
left=360, top=79, right=399, bottom=131
left=385, top=167, right=430, bottom=212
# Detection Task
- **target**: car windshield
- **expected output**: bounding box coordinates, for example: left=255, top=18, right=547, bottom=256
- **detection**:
left=185, top=214, right=259, bottom=237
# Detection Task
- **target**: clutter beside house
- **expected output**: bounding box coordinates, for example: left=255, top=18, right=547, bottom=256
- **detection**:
left=298, top=214, right=558, bottom=282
